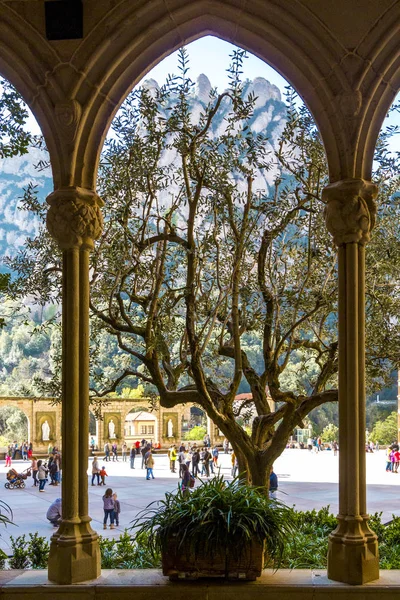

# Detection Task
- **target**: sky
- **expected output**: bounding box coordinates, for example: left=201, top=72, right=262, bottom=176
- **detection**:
left=23, top=34, right=400, bottom=147
left=26, top=36, right=290, bottom=134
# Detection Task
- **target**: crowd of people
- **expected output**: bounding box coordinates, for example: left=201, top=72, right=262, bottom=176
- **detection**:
left=5, top=440, right=33, bottom=465
left=4, top=435, right=280, bottom=534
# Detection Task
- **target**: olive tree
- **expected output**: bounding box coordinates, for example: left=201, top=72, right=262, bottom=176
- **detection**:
left=6, top=50, right=400, bottom=493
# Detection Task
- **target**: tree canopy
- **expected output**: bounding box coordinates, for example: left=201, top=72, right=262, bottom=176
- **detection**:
left=369, top=412, right=398, bottom=446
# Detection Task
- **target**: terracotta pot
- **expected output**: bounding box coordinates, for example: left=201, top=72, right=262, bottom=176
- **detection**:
left=162, top=535, right=265, bottom=581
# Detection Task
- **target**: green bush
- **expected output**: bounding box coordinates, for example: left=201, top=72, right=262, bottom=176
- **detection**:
left=4, top=507, right=400, bottom=571
left=321, top=424, right=338, bottom=443
left=184, top=426, right=206, bottom=441
left=7, top=533, right=49, bottom=569
left=98, top=530, right=160, bottom=569
left=370, top=412, right=397, bottom=445
left=9, top=535, right=30, bottom=569
left=28, top=533, right=49, bottom=569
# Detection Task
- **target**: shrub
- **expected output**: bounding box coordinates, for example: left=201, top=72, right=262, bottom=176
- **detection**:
left=132, top=476, right=295, bottom=568
left=27, top=533, right=49, bottom=569
left=8, top=535, right=30, bottom=569
left=184, top=426, right=206, bottom=441
left=98, top=530, right=160, bottom=569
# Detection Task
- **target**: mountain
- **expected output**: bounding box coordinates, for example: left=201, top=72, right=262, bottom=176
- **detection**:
left=0, top=146, right=52, bottom=260
left=0, top=75, right=286, bottom=261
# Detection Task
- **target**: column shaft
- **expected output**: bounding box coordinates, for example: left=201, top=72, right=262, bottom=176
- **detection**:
left=325, top=178, right=379, bottom=585
left=345, top=242, right=360, bottom=517
left=47, top=187, right=102, bottom=584
left=358, top=245, right=367, bottom=517
left=61, top=247, right=80, bottom=523
left=79, top=248, right=90, bottom=519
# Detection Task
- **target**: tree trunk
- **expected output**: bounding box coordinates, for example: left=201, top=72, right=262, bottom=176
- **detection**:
left=234, top=447, right=249, bottom=484
left=247, top=457, right=271, bottom=496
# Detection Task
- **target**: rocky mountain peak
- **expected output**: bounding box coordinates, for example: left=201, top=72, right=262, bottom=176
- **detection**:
left=196, top=74, right=212, bottom=103
left=247, top=77, right=281, bottom=108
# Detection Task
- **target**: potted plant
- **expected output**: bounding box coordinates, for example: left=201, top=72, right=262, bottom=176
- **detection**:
left=132, top=476, right=294, bottom=580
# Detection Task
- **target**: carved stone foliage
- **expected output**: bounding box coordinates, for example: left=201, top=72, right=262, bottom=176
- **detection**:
left=323, top=178, right=378, bottom=246
left=46, top=187, right=104, bottom=250
left=55, top=100, right=82, bottom=143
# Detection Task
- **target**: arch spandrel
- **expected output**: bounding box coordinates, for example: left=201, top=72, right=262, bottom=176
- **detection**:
left=0, top=3, right=86, bottom=189
left=1, top=0, right=400, bottom=190
left=69, top=0, right=351, bottom=187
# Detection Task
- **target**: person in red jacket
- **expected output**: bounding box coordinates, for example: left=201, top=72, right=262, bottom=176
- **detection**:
left=135, top=440, right=140, bottom=455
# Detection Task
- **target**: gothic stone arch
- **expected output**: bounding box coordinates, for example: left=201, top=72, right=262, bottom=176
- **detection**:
left=0, top=397, right=61, bottom=450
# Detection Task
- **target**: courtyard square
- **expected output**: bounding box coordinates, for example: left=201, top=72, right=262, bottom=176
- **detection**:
left=1, top=448, right=399, bottom=554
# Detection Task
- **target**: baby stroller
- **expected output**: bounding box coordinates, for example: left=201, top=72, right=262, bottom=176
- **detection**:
left=4, top=467, right=31, bottom=489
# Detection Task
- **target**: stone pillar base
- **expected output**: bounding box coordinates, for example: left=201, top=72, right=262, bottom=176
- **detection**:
left=327, top=517, right=379, bottom=584
left=48, top=519, right=101, bottom=584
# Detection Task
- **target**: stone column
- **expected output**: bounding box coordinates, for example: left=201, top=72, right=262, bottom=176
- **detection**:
left=206, top=415, right=215, bottom=445
left=324, top=179, right=379, bottom=584
left=46, top=187, right=103, bottom=584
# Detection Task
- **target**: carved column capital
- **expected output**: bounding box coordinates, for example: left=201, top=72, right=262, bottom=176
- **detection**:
left=46, top=187, right=104, bottom=250
left=323, top=178, right=378, bottom=246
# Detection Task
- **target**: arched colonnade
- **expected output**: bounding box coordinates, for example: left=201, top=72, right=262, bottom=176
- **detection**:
left=0, top=0, right=399, bottom=586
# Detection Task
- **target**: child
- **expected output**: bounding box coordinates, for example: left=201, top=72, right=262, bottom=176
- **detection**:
left=99, top=465, right=108, bottom=485
left=5, top=450, right=11, bottom=467
left=112, top=492, right=121, bottom=527
left=102, top=488, right=115, bottom=530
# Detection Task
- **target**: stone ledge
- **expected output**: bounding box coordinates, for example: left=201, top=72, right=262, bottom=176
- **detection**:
left=1, top=569, right=400, bottom=599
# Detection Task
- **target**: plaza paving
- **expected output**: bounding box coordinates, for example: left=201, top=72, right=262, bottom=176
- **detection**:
left=0, top=448, right=399, bottom=553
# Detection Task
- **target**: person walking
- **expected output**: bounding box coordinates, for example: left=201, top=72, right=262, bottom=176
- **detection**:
left=269, top=466, right=278, bottom=499
left=37, top=459, right=48, bottom=492
left=122, top=442, right=127, bottom=462
left=104, top=442, right=110, bottom=462
left=31, top=456, right=38, bottom=486
left=386, top=447, right=392, bottom=472
left=180, top=464, right=193, bottom=497
left=141, top=444, right=149, bottom=469
left=394, top=448, right=400, bottom=473
left=5, top=448, right=11, bottom=468
left=203, top=447, right=211, bottom=477
left=99, top=465, right=108, bottom=485
left=49, top=456, right=58, bottom=485
left=231, top=452, right=238, bottom=478
left=130, top=445, right=136, bottom=469
left=91, top=456, right=101, bottom=485
left=177, top=446, right=186, bottom=477
left=22, top=442, right=28, bottom=461
left=191, top=448, right=200, bottom=477
left=170, top=445, right=177, bottom=473
left=112, top=442, right=118, bottom=462
left=102, top=488, right=115, bottom=529
left=145, top=451, right=155, bottom=480
left=112, top=493, right=121, bottom=527
left=212, top=445, right=219, bottom=468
